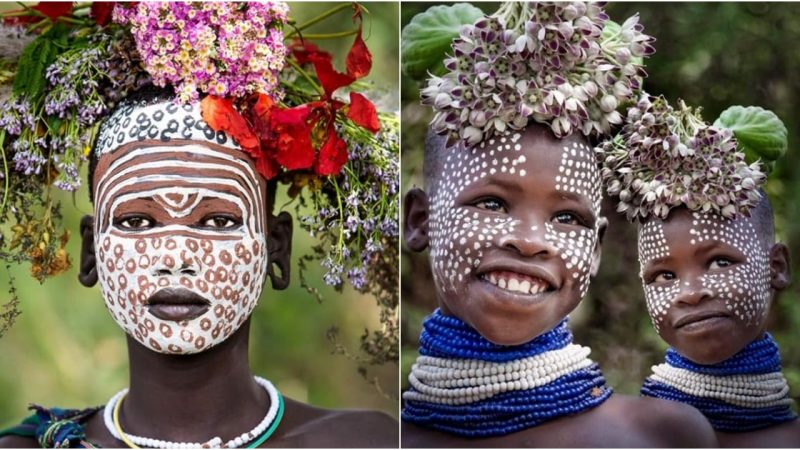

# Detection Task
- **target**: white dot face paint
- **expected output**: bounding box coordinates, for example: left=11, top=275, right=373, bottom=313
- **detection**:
left=638, top=209, right=773, bottom=363
left=94, top=143, right=268, bottom=354
left=426, top=126, right=602, bottom=344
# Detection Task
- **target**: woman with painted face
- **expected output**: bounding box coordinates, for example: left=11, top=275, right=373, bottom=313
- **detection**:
left=600, top=96, right=799, bottom=446
left=0, top=2, right=398, bottom=448
left=400, top=2, right=716, bottom=446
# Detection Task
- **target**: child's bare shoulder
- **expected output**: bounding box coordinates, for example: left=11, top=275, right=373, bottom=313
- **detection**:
left=602, top=395, right=717, bottom=447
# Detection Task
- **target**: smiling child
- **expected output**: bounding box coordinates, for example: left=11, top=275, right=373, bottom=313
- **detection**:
left=401, top=124, right=717, bottom=447
left=399, top=2, right=720, bottom=446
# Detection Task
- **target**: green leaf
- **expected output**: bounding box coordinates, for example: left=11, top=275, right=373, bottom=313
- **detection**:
left=713, top=106, right=788, bottom=166
left=400, top=3, right=484, bottom=81
left=11, top=22, right=70, bottom=103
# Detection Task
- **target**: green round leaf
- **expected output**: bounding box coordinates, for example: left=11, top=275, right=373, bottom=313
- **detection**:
left=400, top=3, right=484, bottom=81
left=713, top=106, right=788, bottom=165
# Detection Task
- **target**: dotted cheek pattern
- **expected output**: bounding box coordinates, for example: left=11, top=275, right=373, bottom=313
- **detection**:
left=428, top=132, right=526, bottom=295
left=427, top=132, right=601, bottom=302
left=691, top=213, right=771, bottom=326
left=547, top=141, right=602, bottom=298
left=638, top=213, right=772, bottom=331
left=639, top=221, right=678, bottom=331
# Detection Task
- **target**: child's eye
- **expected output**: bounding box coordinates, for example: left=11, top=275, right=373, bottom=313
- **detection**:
left=653, top=271, right=676, bottom=283
left=552, top=212, right=583, bottom=226
left=117, top=216, right=154, bottom=230
left=202, top=215, right=240, bottom=229
left=709, top=257, right=734, bottom=269
left=473, top=199, right=506, bottom=212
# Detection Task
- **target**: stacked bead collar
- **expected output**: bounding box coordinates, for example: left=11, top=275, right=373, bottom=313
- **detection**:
left=642, top=334, right=798, bottom=432
left=402, top=310, right=612, bottom=437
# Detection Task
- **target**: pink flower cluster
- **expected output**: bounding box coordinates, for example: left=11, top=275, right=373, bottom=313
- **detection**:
left=114, top=2, right=289, bottom=103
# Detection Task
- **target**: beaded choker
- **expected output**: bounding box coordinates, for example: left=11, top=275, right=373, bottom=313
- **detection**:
left=103, top=376, right=283, bottom=448
left=642, top=334, right=798, bottom=432
left=402, top=310, right=612, bottom=437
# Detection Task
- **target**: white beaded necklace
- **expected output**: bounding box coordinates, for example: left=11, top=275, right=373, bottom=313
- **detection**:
left=403, top=343, right=595, bottom=405
left=103, top=376, right=280, bottom=448
left=650, top=364, right=793, bottom=409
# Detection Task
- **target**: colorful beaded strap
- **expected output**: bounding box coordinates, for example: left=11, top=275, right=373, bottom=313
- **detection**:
left=402, top=310, right=611, bottom=437
left=642, top=334, right=798, bottom=432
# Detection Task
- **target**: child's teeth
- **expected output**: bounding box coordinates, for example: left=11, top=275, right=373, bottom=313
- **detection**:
left=485, top=272, right=550, bottom=295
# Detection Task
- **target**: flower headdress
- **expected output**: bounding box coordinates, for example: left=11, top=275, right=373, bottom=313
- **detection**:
left=402, top=2, right=655, bottom=147
left=0, top=2, right=398, bottom=366
left=599, top=94, right=787, bottom=221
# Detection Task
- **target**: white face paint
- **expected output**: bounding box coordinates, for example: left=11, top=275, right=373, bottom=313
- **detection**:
left=424, top=127, right=602, bottom=345
left=93, top=144, right=268, bottom=354
left=428, top=131, right=602, bottom=298
left=639, top=211, right=771, bottom=331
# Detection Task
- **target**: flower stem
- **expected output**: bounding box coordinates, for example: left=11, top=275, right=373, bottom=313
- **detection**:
left=286, top=58, right=324, bottom=96
left=300, top=29, right=359, bottom=40
left=285, top=3, right=352, bottom=38
left=333, top=177, right=345, bottom=265
left=0, top=132, right=8, bottom=215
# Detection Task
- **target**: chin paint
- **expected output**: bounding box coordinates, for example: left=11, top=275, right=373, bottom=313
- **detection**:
left=93, top=100, right=268, bottom=354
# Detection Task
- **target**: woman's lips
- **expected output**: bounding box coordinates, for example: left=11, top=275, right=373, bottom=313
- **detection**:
left=145, top=288, right=210, bottom=321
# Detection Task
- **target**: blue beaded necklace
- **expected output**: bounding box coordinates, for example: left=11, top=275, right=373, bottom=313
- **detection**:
left=642, top=334, right=798, bottom=432
left=402, top=310, right=612, bottom=437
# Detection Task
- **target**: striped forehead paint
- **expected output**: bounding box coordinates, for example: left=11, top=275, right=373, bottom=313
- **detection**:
left=94, top=144, right=265, bottom=236
left=428, top=129, right=601, bottom=299
left=639, top=212, right=771, bottom=331
left=93, top=141, right=269, bottom=355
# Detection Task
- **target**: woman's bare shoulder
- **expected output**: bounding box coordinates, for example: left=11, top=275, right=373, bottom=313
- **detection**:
left=0, top=434, right=39, bottom=448
left=267, top=397, right=398, bottom=448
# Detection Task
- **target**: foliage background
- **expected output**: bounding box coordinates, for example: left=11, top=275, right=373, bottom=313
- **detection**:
left=401, top=2, right=800, bottom=407
left=0, top=2, right=400, bottom=428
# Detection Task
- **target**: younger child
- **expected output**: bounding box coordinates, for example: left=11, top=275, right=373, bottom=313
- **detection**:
left=601, top=95, right=799, bottom=446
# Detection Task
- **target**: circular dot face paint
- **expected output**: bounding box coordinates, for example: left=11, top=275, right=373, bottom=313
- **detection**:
left=639, top=211, right=771, bottom=332
left=93, top=143, right=268, bottom=354
left=426, top=128, right=602, bottom=343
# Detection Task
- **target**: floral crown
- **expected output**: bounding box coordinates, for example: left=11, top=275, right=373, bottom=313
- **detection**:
left=0, top=2, right=398, bottom=365
left=599, top=94, right=787, bottom=221
left=402, top=2, right=655, bottom=148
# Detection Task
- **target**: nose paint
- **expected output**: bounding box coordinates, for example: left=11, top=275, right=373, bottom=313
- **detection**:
left=428, top=130, right=601, bottom=298
left=94, top=144, right=268, bottom=354
left=639, top=212, right=771, bottom=331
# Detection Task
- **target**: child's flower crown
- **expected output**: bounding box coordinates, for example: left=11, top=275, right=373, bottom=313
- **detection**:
left=408, top=2, right=655, bottom=147
left=599, top=94, right=787, bottom=221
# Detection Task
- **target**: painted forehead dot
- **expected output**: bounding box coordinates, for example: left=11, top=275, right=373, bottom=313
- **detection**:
left=428, top=130, right=599, bottom=302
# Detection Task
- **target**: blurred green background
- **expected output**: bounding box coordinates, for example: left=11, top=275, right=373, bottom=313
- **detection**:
left=401, top=2, right=800, bottom=407
left=0, top=2, right=399, bottom=428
